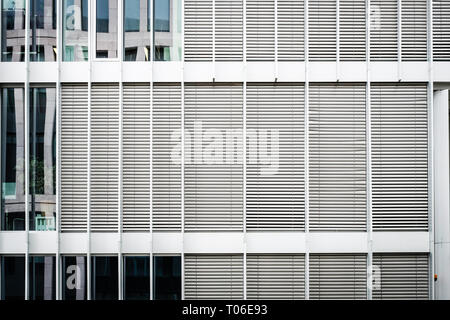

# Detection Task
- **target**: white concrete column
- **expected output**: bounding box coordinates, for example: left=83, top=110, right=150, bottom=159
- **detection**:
left=433, top=89, right=450, bottom=300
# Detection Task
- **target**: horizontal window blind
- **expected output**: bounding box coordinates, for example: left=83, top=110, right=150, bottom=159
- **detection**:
left=373, top=254, right=429, bottom=300
left=123, top=84, right=150, bottom=232
left=184, top=0, right=213, bottom=61
left=371, top=84, right=428, bottom=231
left=339, top=0, right=366, bottom=61
left=370, top=0, right=398, bottom=61
left=308, top=0, right=337, bottom=61
left=401, top=0, right=427, bottom=61
left=247, top=254, right=305, bottom=299
left=309, top=84, right=366, bottom=231
left=152, top=84, right=182, bottom=231
left=309, top=254, right=367, bottom=300
left=61, top=84, right=88, bottom=232
left=277, top=0, right=305, bottom=61
left=215, top=0, right=243, bottom=61
left=246, top=0, right=275, bottom=61
left=246, top=83, right=305, bottom=231
left=90, top=83, right=119, bottom=232
left=185, top=255, right=244, bottom=299
left=433, top=0, right=450, bottom=61
left=184, top=84, right=243, bottom=232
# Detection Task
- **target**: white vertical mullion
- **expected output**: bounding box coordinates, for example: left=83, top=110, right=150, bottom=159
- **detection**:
left=86, top=0, right=93, bottom=301
left=118, top=0, right=124, bottom=301
left=366, top=0, right=373, bottom=301
left=427, top=0, right=435, bottom=301
left=304, top=0, right=310, bottom=301
left=56, top=0, right=62, bottom=301
left=24, top=0, right=30, bottom=301
left=274, top=0, right=278, bottom=80
left=398, top=0, right=402, bottom=79
left=242, top=0, right=248, bottom=300
left=181, top=0, right=185, bottom=301
left=149, top=0, right=154, bottom=300
left=336, top=0, right=340, bottom=80
left=212, top=0, right=216, bottom=79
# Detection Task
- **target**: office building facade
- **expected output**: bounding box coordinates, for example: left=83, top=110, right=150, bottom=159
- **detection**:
left=1, top=0, right=450, bottom=300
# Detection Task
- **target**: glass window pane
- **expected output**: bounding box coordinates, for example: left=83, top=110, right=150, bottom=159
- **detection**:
left=153, top=256, right=181, bottom=300
left=28, top=87, right=56, bottom=231
left=123, top=0, right=150, bottom=61
left=63, top=0, right=89, bottom=61
left=91, top=256, right=118, bottom=300
left=62, top=256, right=87, bottom=300
left=1, top=0, right=26, bottom=61
left=1, top=256, right=25, bottom=300
left=29, top=0, right=57, bottom=61
left=96, top=0, right=118, bottom=58
left=29, top=256, right=56, bottom=300
left=1, top=88, right=25, bottom=231
left=153, top=0, right=181, bottom=61
left=124, top=256, right=150, bottom=300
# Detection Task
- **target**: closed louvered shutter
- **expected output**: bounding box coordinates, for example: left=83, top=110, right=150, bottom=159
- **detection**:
left=184, top=0, right=213, bottom=61
left=402, top=0, right=427, bottom=61
left=371, top=84, right=428, bottom=231
left=246, top=0, right=275, bottom=61
left=247, top=255, right=305, bottom=299
left=246, top=84, right=305, bottom=231
left=61, top=84, right=88, bottom=232
left=308, top=0, right=337, bottom=61
left=277, top=0, right=305, bottom=61
left=123, top=84, right=150, bottom=232
left=152, top=84, right=182, bottom=231
left=373, top=254, right=429, bottom=300
left=185, top=255, right=244, bottom=299
left=433, top=0, right=450, bottom=61
left=309, top=254, right=367, bottom=300
left=370, top=0, right=398, bottom=61
left=184, top=84, right=243, bottom=231
left=309, top=84, right=366, bottom=231
left=90, top=84, right=119, bottom=232
left=215, top=0, right=243, bottom=61
left=339, top=0, right=366, bottom=61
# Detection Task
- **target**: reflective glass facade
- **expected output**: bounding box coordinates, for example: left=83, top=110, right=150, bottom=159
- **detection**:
left=29, top=255, right=56, bottom=300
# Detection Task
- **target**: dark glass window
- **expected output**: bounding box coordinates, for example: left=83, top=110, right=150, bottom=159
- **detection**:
left=62, top=256, right=87, bottom=300
left=124, top=256, right=150, bottom=300
left=82, top=0, right=88, bottom=31
left=1, top=256, right=25, bottom=300
left=91, top=256, right=118, bottom=300
left=96, top=0, right=109, bottom=33
left=29, top=0, right=57, bottom=61
left=124, top=47, right=137, bottom=61
left=1, top=88, right=25, bottom=231
left=153, top=256, right=181, bottom=300
left=29, top=256, right=56, bottom=300
left=1, top=0, right=26, bottom=62
left=124, top=0, right=140, bottom=32
left=154, top=0, right=169, bottom=32
left=29, top=88, right=56, bottom=231
left=123, top=0, right=150, bottom=61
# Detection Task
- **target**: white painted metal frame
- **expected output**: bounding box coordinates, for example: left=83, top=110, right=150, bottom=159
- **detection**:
left=304, top=0, right=310, bottom=300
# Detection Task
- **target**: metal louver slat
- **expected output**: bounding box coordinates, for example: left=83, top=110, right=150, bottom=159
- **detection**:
left=184, top=0, right=213, bottom=61
left=90, top=83, right=119, bottom=232
left=433, top=0, right=450, bottom=61
left=152, top=84, right=182, bottom=231
left=339, top=0, right=366, bottom=61
left=402, top=0, right=427, bottom=61
left=277, top=0, right=305, bottom=61
left=309, top=84, right=366, bottom=231
left=246, top=84, right=305, bottom=231
left=373, top=254, right=429, bottom=300
left=123, top=84, right=150, bottom=232
left=371, top=84, right=428, bottom=231
left=61, top=84, right=88, bottom=232
left=247, top=255, right=305, bottom=299
left=184, top=84, right=243, bottom=232
left=246, top=0, right=275, bottom=61
left=308, top=0, right=337, bottom=61
left=309, top=254, right=367, bottom=300
left=370, top=0, right=398, bottom=61
left=215, top=0, right=243, bottom=61
left=185, top=255, right=244, bottom=299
